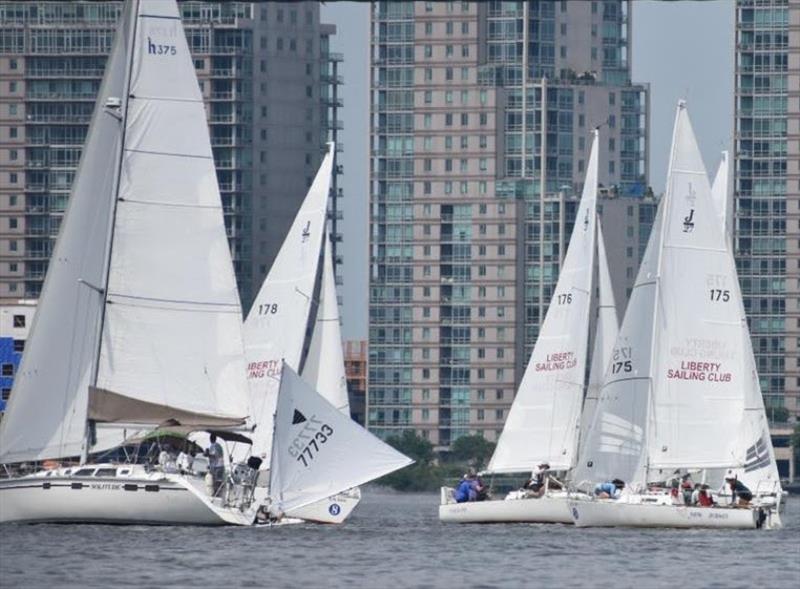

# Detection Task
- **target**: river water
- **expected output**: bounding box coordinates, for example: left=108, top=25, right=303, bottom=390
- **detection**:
left=1, top=490, right=798, bottom=588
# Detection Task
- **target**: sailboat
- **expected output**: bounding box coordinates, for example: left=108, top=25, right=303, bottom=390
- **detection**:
left=0, top=0, right=258, bottom=525
left=568, top=101, right=783, bottom=530
left=241, top=145, right=410, bottom=523
left=439, top=130, right=605, bottom=523
left=266, top=364, right=412, bottom=519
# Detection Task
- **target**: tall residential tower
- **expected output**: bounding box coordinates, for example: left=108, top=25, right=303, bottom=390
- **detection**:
left=734, top=0, right=799, bottom=420
left=369, top=0, right=649, bottom=447
left=0, top=1, right=343, bottom=309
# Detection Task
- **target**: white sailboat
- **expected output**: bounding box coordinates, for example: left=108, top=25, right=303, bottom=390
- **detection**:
left=439, top=130, right=602, bottom=523
left=569, top=102, right=783, bottom=530
left=242, top=146, right=406, bottom=523
left=0, top=0, right=258, bottom=525
left=266, top=365, right=412, bottom=519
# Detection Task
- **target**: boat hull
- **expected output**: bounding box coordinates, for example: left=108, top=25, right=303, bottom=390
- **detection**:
left=439, top=488, right=574, bottom=524
left=569, top=498, right=781, bottom=530
left=286, top=487, right=362, bottom=524
left=0, top=472, right=253, bottom=526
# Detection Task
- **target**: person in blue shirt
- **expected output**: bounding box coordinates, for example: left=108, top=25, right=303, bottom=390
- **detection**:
left=594, top=478, right=625, bottom=499
left=454, top=468, right=486, bottom=503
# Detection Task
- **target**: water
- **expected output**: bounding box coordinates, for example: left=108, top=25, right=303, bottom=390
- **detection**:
left=1, top=490, right=798, bottom=588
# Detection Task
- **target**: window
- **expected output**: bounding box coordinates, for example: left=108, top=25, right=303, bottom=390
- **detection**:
left=460, top=113, right=468, bottom=126
left=1, top=364, right=13, bottom=377
left=462, top=22, right=469, bottom=34
left=462, top=45, right=469, bottom=57
left=9, top=240, right=17, bottom=251
left=445, top=67, right=453, bottom=81
left=9, top=127, right=17, bottom=139
left=479, top=113, right=487, bottom=126
left=461, top=67, right=469, bottom=81
left=445, top=136, right=453, bottom=150
left=12, top=315, right=25, bottom=328
left=424, top=90, right=432, bottom=104
left=9, top=81, right=17, bottom=93
left=446, top=22, right=454, bottom=35
left=9, top=59, right=17, bottom=70
left=425, top=22, right=433, bottom=35
left=1, top=389, right=9, bottom=401
left=424, top=45, right=432, bottom=58
left=460, top=136, right=468, bottom=149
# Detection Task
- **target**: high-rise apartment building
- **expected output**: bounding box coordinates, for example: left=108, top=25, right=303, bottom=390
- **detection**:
left=734, top=0, right=799, bottom=419
left=0, top=1, right=343, bottom=309
left=368, top=0, right=649, bottom=447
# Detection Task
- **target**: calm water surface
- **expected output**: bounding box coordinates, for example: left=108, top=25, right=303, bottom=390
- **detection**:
left=1, top=490, right=799, bottom=588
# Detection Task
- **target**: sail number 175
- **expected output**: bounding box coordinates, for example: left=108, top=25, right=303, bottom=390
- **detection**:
left=709, top=289, right=730, bottom=302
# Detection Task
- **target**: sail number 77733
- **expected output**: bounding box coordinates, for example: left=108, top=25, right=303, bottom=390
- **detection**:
left=288, top=416, right=334, bottom=467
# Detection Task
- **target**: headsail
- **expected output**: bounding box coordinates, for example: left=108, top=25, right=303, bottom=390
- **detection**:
left=0, top=2, right=134, bottom=463
left=93, top=0, right=249, bottom=428
left=244, top=144, right=335, bottom=458
left=301, top=234, right=350, bottom=414
left=487, top=130, right=599, bottom=473
left=578, top=218, right=619, bottom=451
left=269, top=365, right=412, bottom=515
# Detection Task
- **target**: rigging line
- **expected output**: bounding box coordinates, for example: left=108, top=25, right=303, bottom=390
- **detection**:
left=124, top=147, right=212, bottom=160
left=118, top=197, right=222, bottom=210
left=130, top=94, right=204, bottom=104
left=139, top=13, right=181, bottom=20
left=106, top=292, right=241, bottom=308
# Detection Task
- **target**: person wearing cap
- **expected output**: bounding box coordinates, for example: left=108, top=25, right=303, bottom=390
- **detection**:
left=725, top=475, right=753, bottom=506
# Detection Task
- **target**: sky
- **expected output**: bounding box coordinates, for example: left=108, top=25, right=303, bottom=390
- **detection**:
left=320, top=1, right=735, bottom=341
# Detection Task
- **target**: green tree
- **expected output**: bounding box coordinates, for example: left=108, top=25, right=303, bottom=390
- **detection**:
left=385, top=430, right=434, bottom=465
left=449, top=434, right=496, bottom=469
left=769, top=406, right=790, bottom=423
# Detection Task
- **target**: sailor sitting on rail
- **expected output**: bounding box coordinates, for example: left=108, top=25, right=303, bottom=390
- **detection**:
left=593, top=479, right=625, bottom=499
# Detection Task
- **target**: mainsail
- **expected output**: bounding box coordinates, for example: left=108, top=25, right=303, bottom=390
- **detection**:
left=487, top=130, right=599, bottom=473
left=269, top=365, right=412, bottom=515
left=579, top=218, right=619, bottom=450
left=0, top=0, right=249, bottom=464
left=244, top=144, right=334, bottom=458
left=301, top=234, right=351, bottom=414
left=709, top=152, right=780, bottom=492
left=577, top=102, right=759, bottom=488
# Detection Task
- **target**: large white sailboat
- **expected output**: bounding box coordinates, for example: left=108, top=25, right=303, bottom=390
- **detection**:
left=439, top=130, right=604, bottom=523
left=0, top=0, right=258, bottom=525
left=569, top=102, right=783, bottom=530
left=242, top=145, right=409, bottom=523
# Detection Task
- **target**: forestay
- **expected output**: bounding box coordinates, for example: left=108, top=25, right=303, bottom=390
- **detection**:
left=578, top=219, right=619, bottom=453
left=93, top=0, right=248, bottom=427
left=301, top=234, right=350, bottom=414
left=487, top=130, right=599, bottom=473
left=244, top=144, right=335, bottom=458
left=0, top=3, right=132, bottom=463
left=269, top=365, right=412, bottom=515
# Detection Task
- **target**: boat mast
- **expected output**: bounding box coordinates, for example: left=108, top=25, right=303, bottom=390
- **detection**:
left=641, top=102, right=683, bottom=485
left=81, top=0, right=141, bottom=464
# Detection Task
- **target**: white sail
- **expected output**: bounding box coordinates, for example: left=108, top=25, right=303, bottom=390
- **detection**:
left=487, top=130, right=599, bottom=473
left=709, top=151, right=780, bottom=492
left=579, top=219, right=619, bottom=451
left=91, top=0, right=248, bottom=427
left=0, top=2, right=134, bottom=463
left=710, top=151, right=733, bottom=251
left=301, top=234, right=350, bottom=414
left=572, top=203, right=663, bottom=488
left=269, top=365, right=412, bottom=515
left=244, top=144, right=335, bottom=458
left=577, top=102, right=754, bottom=488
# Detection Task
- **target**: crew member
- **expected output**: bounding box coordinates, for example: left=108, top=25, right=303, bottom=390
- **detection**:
left=205, top=433, right=225, bottom=495
left=594, top=479, right=625, bottom=499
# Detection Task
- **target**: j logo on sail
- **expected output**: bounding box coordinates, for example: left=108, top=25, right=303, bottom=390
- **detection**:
left=683, top=209, right=695, bottom=233
left=301, top=221, right=311, bottom=242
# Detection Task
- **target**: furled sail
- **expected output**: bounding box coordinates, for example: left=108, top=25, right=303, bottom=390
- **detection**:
left=487, top=130, right=599, bottom=473
left=0, top=2, right=134, bottom=463
left=269, top=365, right=412, bottom=515
left=93, top=0, right=249, bottom=427
left=244, top=144, right=335, bottom=458
left=301, top=234, right=350, bottom=414
left=578, top=218, right=619, bottom=452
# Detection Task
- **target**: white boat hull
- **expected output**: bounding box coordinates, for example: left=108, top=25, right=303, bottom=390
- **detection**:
left=569, top=497, right=781, bottom=530
left=0, top=469, right=254, bottom=526
left=286, top=487, right=362, bottom=524
left=438, top=488, right=574, bottom=524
